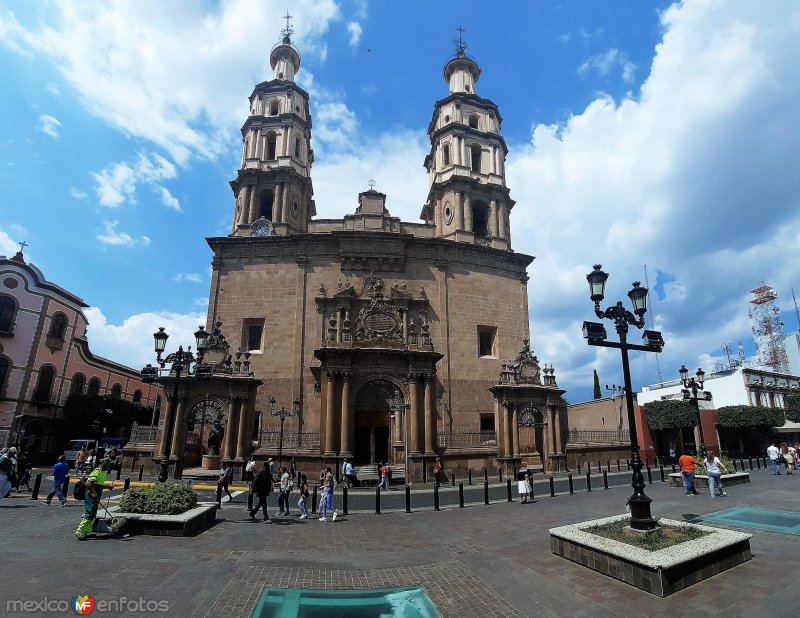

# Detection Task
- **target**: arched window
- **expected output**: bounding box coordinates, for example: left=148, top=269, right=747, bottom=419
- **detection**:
left=0, top=356, right=9, bottom=396
left=470, top=144, right=482, bottom=173
left=34, top=366, right=55, bottom=402
left=472, top=203, right=489, bottom=238
left=132, top=389, right=142, bottom=404
left=266, top=132, right=277, bottom=160
left=294, top=137, right=301, bottom=158
left=87, top=377, right=101, bottom=396
left=269, top=99, right=279, bottom=116
left=468, top=113, right=479, bottom=129
left=71, top=373, right=85, bottom=395
left=0, top=296, right=16, bottom=333
left=443, top=144, right=450, bottom=166
left=111, top=383, right=122, bottom=399
left=48, top=313, right=67, bottom=339
left=259, top=190, right=274, bottom=220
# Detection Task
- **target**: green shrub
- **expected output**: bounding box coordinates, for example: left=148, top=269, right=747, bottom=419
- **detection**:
left=786, top=395, right=800, bottom=423
left=119, top=481, right=198, bottom=515
left=717, top=405, right=785, bottom=428
left=642, top=400, right=697, bottom=431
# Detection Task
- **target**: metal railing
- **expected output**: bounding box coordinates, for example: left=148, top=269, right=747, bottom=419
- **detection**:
left=568, top=429, right=630, bottom=444
left=437, top=430, right=497, bottom=449
left=258, top=431, right=320, bottom=451
left=128, top=423, right=158, bottom=444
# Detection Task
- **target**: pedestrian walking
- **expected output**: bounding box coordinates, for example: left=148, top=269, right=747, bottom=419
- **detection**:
left=780, top=443, right=793, bottom=475
left=319, top=466, right=337, bottom=522
left=767, top=442, right=781, bottom=475
left=342, top=458, right=354, bottom=488
left=76, top=447, right=88, bottom=473
left=245, top=458, right=256, bottom=484
left=267, top=457, right=275, bottom=477
left=517, top=468, right=530, bottom=504
left=17, top=461, right=32, bottom=491
left=249, top=462, right=273, bottom=522
left=678, top=450, right=699, bottom=496
left=0, top=447, right=17, bottom=498
left=704, top=452, right=728, bottom=498
left=219, top=463, right=234, bottom=502
left=433, top=457, right=446, bottom=486
left=74, top=458, right=113, bottom=540
left=45, top=455, right=70, bottom=506
left=378, top=462, right=389, bottom=490
left=297, top=474, right=309, bottom=519
left=277, top=466, right=291, bottom=515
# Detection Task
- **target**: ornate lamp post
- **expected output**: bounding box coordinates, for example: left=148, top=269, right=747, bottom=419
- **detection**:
left=141, top=326, right=209, bottom=483
left=583, top=265, right=665, bottom=531
left=679, top=365, right=711, bottom=456
left=269, top=396, right=300, bottom=468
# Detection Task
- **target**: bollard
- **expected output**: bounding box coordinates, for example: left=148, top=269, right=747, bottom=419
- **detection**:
left=498, top=468, right=503, bottom=484
left=343, top=487, right=349, bottom=515
left=138, top=464, right=144, bottom=481
left=433, top=484, right=440, bottom=511
left=627, top=459, right=631, bottom=471
left=30, top=473, right=43, bottom=501
left=468, top=468, right=472, bottom=486
left=568, top=473, right=574, bottom=494
left=312, top=485, right=318, bottom=513
left=606, top=460, right=610, bottom=472
left=507, top=478, right=512, bottom=502
left=458, top=482, right=465, bottom=508
left=577, top=461, right=582, bottom=474
left=549, top=476, right=555, bottom=497
left=586, top=461, right=590, bottom=474
left=116, top=467, right=121, bottom=481
left=451, top=472, right=456, bottom=487
left=484, top=468, right=489, bottom=484
left=247, top=490, right=253, bottom=511
left=732, top=460, right=738, bottom=472
left=123, top=477, right=131, bottom=492
left=530, top=477, right=535, bottom=500
left=748, top=457, right=753, bottom=470
left=375, top=486, right=381, bottom=515
left=756, top=458, right=761, bottom=470
left=597, top=461, right=602, bottom=473
left=483, top=481, right=489, bottom=505
left=617, top=459, right=621, bottom=472
left=62, top=475, right=70, bottom=499
left=586, top=472, right=592, bottom=492
left=647, top=466, right=653, bottom=484
left=405, top=484, right=411, bottom=513
left=603, top=470, right=609, bottom=490
left=672, top=463, right=676, bottom=473
left=216, top=482, right=223, bottom=507
left=659, top=466, right=665, bottom=482
left=512, top=463, right=517, bottom=479
left=740, top=458, right=745, bottom=472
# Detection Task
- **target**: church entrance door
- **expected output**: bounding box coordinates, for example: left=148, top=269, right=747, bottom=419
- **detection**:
left=352, top=380, right=403, bottom=465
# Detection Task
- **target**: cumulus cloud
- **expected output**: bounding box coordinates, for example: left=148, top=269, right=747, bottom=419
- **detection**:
left=347, top=22, right=362, bottom=47
left=91, top=151, right=177, bottom=209
left=0, top=227, right=19, bottom=256
left=96, top=220, right=151, bottom=247
left=157, top=186, right=181, bottom=212
left=38, top=114, right=61, bottom=138
left=174, top=273, right=203, bottom=283
left=578, top=48, right=636, bottom=83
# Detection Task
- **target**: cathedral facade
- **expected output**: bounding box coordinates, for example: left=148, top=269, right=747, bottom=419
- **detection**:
left=158, top=30, right=567, bottom=479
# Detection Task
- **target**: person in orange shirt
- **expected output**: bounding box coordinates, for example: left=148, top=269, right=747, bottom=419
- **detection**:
left=678, top=450, right=699, bottom=496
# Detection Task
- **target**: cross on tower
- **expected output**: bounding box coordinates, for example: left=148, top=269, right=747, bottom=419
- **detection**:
left=454, top=26, right=468, bottom=56
left=281, top=11, right=294, bottom=43
left=18, top=240, right=28, bottom=252
left=368, top=180, right=376, bottom=191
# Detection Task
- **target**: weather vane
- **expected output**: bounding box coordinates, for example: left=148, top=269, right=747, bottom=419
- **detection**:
left=454, top=26, right=468, bottom=57
left=281, top=11, right=294, bottom=43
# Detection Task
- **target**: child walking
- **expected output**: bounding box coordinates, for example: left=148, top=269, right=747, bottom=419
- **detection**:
left=297, top=474, right=309, bottom=519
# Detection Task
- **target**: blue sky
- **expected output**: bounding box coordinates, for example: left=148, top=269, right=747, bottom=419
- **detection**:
left=1, top=0, right=799, bottom=403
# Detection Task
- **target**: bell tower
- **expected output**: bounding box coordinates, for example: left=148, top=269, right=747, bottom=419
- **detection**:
left=421, top=30, right=513, bottom=250
left=230, top=15, right=316, bottom=237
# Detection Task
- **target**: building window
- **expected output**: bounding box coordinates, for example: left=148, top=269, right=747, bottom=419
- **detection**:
left=479, top=414, right=494, bottom=432
left=294, top=137, right=301, bottom=158
left=244, top=320, right=264, bottom=352
left=0, top=295, right=16, bottom=333
left=87, top=377, right=101, bottom=396
left=71, top=373, right=85, bottom=395
left=269, top=99, right=279, bottom=115
left=470, top=144, right=482, bottom=173
left=266, top=132, right=277, bottom=160
left=111, top=383, right=122, bottom=399
left=443, top=144, right=450, bottom=166
left=132, top=389, right=142, bottom=404
left=468, top=113, right=479, bottom=129
left=477, top=326, right=497, bottom=357
left=48, top=313, right=67, bottom=339
left=472, top=203, right=489, bottom=237
left=0, top=356, right=8, bottom=396
left=259, top=189, right=274, bottom=220
left=34, top=366, right=55, bottom=402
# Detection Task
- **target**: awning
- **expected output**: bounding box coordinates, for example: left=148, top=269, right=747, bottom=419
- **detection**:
left=774, top=421, right=800, bottom=433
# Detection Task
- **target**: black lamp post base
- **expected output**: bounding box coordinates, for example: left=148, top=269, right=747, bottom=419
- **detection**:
left=628, top=460, right=657, bottom=530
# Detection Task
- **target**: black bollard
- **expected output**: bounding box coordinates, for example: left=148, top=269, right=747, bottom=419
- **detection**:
left=672, top=463, right=676, bottom=473
left=506, top=478, right=512, bottom=502
left=617, top=459, right=621, bottom=472
left=375, top=486, right=381, bottom=515
left=343, top=487, right=349, bottom=515
left=756, top=457, right=761, bottom=470
left=138, top=464, right=144, bottom=481
left=602, top=470, right=609, bottom=490
left=627, top=459, right=631, bottom=471
left=586, top=472, right=592, bottom=492
left=483, top=481, right=489, bottom=505
left=597, top=461, right=602, bottom=473
left=530, top=477, right=535, bottom=500
left=30, top=473, right=43, bottom=501
left=405, top=484, right=411, bottom=513
left=549, top=476, right=555, bottom=497
left=123, top=477, right=131, bottom=492
left=659, top=466, right=665, bottom=482
left=62, top=475, right=70, bottom=499
left=647, top=466, right=653, bottom=484
left=468, top=468, right=472, bottom=486
left=458, top=482, right=465, bottom=508
left=748, top=457, right=753, bottom=470
left=312, top=485, right=318, bottom=513
left=115, top=467, right=121, bottom=481
left=498, top=468, right=503, bottom=484
left=247, top=490, right=253, bottom=511
left=606, top=460, right=610, bottom=472
left=586, top=461, right=590, bottom=474
left=484, top=468, right=488, bottom=484
left=568, top=473, right=574, bottom=494
left=740, top=458, right=745, bottom=472
left=577, top=461, right=582, bottom=474
left=451, top=472, right=456, bottom=487
left=216, top=482, right=223, bottom=507
left=433, top=484, right=440, bottom=511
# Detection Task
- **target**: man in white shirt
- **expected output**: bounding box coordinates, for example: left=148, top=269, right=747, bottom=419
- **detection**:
left=767, top=442, right=781, bottom=475
left=342, top=459, right=354, bottom=488
left=277, top=467, right=291, bottom=516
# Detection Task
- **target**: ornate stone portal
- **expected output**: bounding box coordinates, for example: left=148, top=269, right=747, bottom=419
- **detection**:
left=489, top=340, right=567, bottom=473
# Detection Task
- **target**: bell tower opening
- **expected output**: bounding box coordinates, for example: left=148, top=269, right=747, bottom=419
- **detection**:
left=472, top=201, right=489, bottom=238
left=470, top=144, right=482, bottom=173
left=266, top=132, right=277, bottom=160
left=259, top=190, right=274, bottom=220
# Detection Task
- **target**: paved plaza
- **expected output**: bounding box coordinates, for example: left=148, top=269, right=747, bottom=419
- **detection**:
left=2, top=467, right=798, bottom=617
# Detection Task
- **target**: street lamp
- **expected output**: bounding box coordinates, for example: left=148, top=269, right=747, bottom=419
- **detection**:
left=270, top=397, right=300, bottom=469
left=679, top=365, right=712, bottom=457
left=584, top=264, right=665, bottom=531
left=141, top=326, right=209, bottom=483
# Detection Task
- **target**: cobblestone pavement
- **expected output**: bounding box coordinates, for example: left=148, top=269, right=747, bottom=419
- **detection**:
left=2, top=467, right=798, bottom=617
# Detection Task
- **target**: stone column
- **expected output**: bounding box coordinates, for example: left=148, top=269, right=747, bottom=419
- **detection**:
left=463, top=194, right=472, bottom=232
left=548, top=408, right=557, bottom=455
left=272, top=186, right=281, bottom=223
left=553, top=405, right=563, bottom=454
left=456, top=192, right=464, bottom=230
left=455, top=137, right=462, bottom=166
left=408, top=375, right=420, bottom=455
left=489, top=199, right=498, bottom=238
left=511, top=403, right=520, bottom=457
left=157, top=398, right=172, bottom=457
left=324, top=372, right=337, bottom=456
left=434, top=198, right=442, bottom=235
left=248, top=185, right=258, bottom=224
left=236, top=398, right=250, bottom=460
left=281, top=183, right=289, bottom=223
left=224, top=398, right=239, bottom=460
left=169, top=397, right=186, bottom=459
left=502, top=402, right=512, bottom=458
left=498, top=200, right=507, bottom=240
left=424, top=374, right=435, bottom=455
left=340, top=373, right=352, bottom=458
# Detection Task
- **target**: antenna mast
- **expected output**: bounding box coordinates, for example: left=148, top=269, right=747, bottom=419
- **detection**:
left=749, top=282, right=789, bottom=372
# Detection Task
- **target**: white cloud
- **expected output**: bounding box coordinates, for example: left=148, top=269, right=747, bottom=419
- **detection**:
left=157, top=186, right=181, bottom=212
left=96, top=220, right=150, bottom=247
left=70, top=187, right=87, bottom=200
left=45, top=83, right=60, bottom=96
left=91, top=162, right=136, bottom=208
left=38, top=114, right=61, bottom=138
left=83, top=306, right=206, bottom=370
left=347, top=22, right=362, bottom=47
left=578, top=48, right=637, bottom=83
left=175, top=273, right=203, bottom=284
left=91, top=151, right=178, bottom=209
left=0, top=227, right=19, bottom=256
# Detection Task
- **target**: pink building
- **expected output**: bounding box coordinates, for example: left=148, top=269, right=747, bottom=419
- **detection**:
left=0, top=250, right=160, bottom=460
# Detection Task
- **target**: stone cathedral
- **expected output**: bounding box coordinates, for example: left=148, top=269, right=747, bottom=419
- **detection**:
left=154, top=27, right=568, bottom=481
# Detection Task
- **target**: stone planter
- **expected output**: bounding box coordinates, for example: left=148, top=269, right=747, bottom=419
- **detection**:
left=668, top=472, right=750, bottom=488
left=202, top=455, right=220, bottom=470
left=550, top=514, right=752, bottom=596
left=108, top=502, right=217, bottom=537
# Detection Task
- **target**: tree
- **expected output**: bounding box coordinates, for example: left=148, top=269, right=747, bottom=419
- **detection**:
left=642, top=400, right=697, bottom=431
left=593, top=369, right=601, bottom=400
left=786, top=395, right=800, bottom=423
left=716, top=405, right=785, bottom=428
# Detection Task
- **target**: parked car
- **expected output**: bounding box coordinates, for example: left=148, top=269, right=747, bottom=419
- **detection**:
left=64, top=438, right=125, bottom=470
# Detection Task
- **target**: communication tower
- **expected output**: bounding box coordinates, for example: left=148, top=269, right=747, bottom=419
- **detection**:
left=749, top=282, right=789, bottom=372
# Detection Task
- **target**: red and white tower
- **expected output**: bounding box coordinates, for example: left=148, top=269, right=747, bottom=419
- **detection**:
left=749, top=283, right=789, bottom=372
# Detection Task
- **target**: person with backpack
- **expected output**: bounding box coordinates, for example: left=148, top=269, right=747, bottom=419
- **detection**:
left=218, top=463, right=234, bottom=502
left=45, top=455, right=70, bottom=506
left=249, top=462, right=273, bottom=522
left=297, top=474, right=310, bottom=519
left=74, top=458, right=113, bottom=540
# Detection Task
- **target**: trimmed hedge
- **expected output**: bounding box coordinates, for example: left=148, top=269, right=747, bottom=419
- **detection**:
left=642, top=400, right=697, bottom=431
left=786, top=395, right=800, bottom=423
left=118, top=481, right=198, bottom=515
left=717, top=405, right=785, bottom=428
